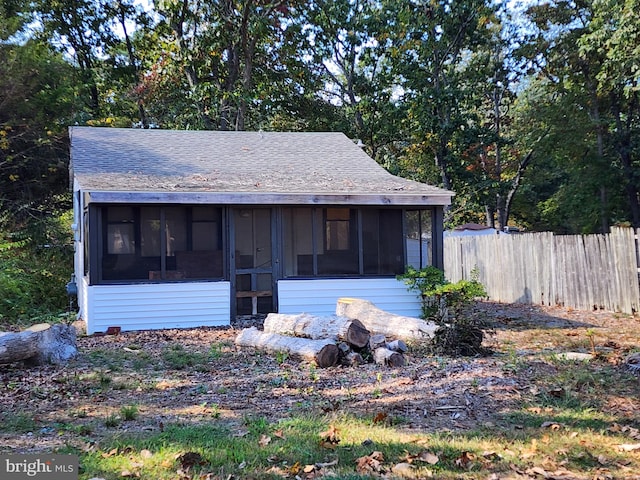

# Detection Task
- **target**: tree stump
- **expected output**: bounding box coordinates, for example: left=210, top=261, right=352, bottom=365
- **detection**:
left=263, top=313, right=370, bottom=348
left=0, top=323, right=77, bottom=365
left=336, top=298, right=437, bottom=340
left=235, top=327, right=340, bottom=368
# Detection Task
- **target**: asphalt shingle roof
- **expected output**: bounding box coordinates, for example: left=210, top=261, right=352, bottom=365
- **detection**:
left=70, top=127, right=452, bottom=205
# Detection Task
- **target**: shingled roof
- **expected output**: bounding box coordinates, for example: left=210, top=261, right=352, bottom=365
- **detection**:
left=70, top=127, right=453, bottom=206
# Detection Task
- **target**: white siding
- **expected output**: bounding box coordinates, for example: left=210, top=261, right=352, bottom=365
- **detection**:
left=278, top=278, right=421, bottom=317
left=85, top=282, right=230, bottom=334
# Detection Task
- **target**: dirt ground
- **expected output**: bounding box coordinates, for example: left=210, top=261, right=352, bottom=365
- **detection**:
left=1, top=301, right=640, bottom=455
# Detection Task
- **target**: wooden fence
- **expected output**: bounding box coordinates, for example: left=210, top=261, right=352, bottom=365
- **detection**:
left=444, top=227, right=640, bottom=314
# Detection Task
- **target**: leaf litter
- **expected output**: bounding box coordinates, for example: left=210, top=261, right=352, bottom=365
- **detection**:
left=1, top=301, right=640, bottom=478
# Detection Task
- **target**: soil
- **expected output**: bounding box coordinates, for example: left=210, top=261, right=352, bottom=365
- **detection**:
left=1, top=301, right=640, bottom=455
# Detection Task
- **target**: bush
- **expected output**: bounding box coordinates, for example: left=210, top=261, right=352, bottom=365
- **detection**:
left=0, top=208, right=73, bottom=326
left=397, top=266, right=489, bottom=355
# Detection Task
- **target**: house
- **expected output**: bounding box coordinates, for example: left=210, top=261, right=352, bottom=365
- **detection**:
left=444, top=222, right=502, bottom=237
left=69, top=127, right=453, bottom=334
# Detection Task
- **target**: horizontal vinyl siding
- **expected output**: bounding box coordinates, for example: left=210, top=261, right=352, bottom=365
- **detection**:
left=277, top=278, right=421, bottom=317
left=85, top=282, right=230, bottom=334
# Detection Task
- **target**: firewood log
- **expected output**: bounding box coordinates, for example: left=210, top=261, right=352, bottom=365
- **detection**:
left=336, top=298, right=437, bottom=340
left=235, top=327, right=339, bottom=368
left=263, top=313, right=370, bottom=348
left=369, top=334, right=387, bottom=350
left=336, top=342, right=365, bottom=366
left=372, top=347, right=406, bottom=367
left=0, top=323, right=77, bottom=365
left=386, top=339, right=408, bottom=353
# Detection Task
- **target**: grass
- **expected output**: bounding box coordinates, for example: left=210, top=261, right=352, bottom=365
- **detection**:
left=66, top=408, right=640, bottom=479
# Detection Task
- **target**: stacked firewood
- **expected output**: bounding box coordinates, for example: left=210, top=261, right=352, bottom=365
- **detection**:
left=235, top=298, right=438, bottom=368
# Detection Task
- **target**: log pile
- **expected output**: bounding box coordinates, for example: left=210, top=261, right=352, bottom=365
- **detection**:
left=235, top=299, right=436, bottom=368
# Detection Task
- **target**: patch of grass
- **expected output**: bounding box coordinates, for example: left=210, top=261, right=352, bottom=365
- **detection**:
left=161, top=344, right=210, bottom=370
left=0, top=412, right=39, bottom=433
left=120, top=405, right=139, bottom=421
left=71, top=410, right=640, bottom=480
left=104, top=414, right=121, bottom=428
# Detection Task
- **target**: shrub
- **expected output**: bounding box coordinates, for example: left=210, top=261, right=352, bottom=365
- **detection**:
left=0, top=207, right=73, bottom=326
left=397, top=266, right=489, bottom=355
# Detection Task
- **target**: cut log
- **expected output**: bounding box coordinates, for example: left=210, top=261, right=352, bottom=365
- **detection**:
left=369, top=334, right=387, bottom=350
left=235, top=327, right=339, bottom=368
left=0, top=323, right=77, bottom=365
left=373, top=347, right=405, bottom=367
left=336, top=298, right=437, bottom=340
left=336, top=342, right=365, bottom=366
left=341, top=351, right=365, bottom=366
left=263, top=313, right=370, bottom=348
left=386, top=339, right=408, bottom=353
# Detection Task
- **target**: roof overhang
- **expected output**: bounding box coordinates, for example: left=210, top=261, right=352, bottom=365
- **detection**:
left=83, top=190, right=453, bottom=207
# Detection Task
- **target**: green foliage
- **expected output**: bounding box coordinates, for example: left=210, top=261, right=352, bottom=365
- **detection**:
left=398, top=266, right=488, bottom=355
left=161, top=344, right=215, bottom=370
left=0, top=206, right=73, bottom=325
left=120, top=405, right=139, bottom=421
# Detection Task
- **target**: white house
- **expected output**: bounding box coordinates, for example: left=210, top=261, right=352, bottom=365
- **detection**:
left=69, top=127, right=453, bottom=334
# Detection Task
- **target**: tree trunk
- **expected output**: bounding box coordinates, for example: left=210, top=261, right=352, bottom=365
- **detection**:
left=336, top=298, right=437, bottom=340
left=0, top=323, right=77, bottom=366
left=235, top=327, right=339, bottom=368
left=263, top=313, right=370, bottom=348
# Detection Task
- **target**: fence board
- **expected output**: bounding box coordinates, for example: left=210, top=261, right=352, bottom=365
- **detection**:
left=444, top=227, right=640, bottom=314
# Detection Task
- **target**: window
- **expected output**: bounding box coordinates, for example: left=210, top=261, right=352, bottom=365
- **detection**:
left=100, top=205, right=223, bottom=282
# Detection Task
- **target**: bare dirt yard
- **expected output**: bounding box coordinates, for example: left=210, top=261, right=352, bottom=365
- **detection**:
left=1, top=301, right=640, bottom=478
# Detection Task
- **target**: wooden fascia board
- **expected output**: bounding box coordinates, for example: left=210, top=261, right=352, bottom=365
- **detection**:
left=84, top=190, right=453, bottom=206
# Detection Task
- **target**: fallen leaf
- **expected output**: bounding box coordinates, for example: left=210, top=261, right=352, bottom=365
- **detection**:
left=356, top=451, right=385, bottom=474
left=176, top=452, right=206, bottom=470
left=618, top=443, right=640, bottom=452
left=373, top=412, right=388, bottom=424
left=391, top=462, right=414, bottom=477
left=102, top=448, right=119, bottom=458
left=319, top=424, right=340, bottom=448
left=454, top=451, right=476, bottom=470
left=140, top=449, right=152, bottom=459
left=258, top=434, right=271, bottom=447
left=287, top=462, right=301, bottom=475
left=416, top=451, right=439, bottom=465
left=541, top=421, right=562, bottom=430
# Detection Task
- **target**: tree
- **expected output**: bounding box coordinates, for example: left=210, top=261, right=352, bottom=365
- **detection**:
left=385, top=0, right=499, bottom=195
left=0, top=40, right=73, bottom=225
left=511, top=0, right=640, bottom=232
left=146, top=0, right=313, bottom=131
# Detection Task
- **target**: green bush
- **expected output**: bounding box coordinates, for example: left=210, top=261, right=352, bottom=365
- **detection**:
left=397, top=266, right=489, bottom=355
left=0, top=208, right=73, bottom=326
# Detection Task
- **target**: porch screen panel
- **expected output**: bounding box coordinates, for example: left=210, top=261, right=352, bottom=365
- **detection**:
left=100, top=205, right=223, bottom=282
left=362, top=209, right=404, bottom=275
left=283, top=207, right=405, bottom=277
left=178, top=206, right=223, bottom=279
left=282, top=208, right=317, bottom=276
left=405, top=209, right=433, bottom=269
left=320, top=208, right=358, bottom=275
